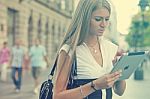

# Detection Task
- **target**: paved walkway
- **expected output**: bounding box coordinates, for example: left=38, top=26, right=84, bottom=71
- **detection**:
left=113, top=64, right=150, bottom=99
left=0, top=69, right=49, bottom=99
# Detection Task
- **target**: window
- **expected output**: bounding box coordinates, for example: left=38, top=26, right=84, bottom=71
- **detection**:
left=38, top=15, right=42, bottom=40
left=61, top=0, right=65, bottom=10
left=28, top=11, right=33, bottom=48
left=52, top=23, right=55, bottom=38
left=0, top=24, right=4, bottom=32
left=45, top=19, right=49, bottom=52
left=58, top=25, right=61, bottom=40
left=7, top=8, right=18, bottom=46
left=51, top=23, right=57, bottom=52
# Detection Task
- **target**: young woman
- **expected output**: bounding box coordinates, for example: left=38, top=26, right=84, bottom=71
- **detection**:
left=0, top=41, right=10, bottom=82
left=53, top=0, right=126, bottom=99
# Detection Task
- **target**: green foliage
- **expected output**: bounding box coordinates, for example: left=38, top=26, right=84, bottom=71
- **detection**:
left=126, top=10, right=150, bottom=47
left=125, top=32, right=133, bottom=47
left=143, top=27, right=150, bottom=46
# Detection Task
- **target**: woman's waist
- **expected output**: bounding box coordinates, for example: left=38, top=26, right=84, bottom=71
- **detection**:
left=67, top=78, right=96, bottom=89
left=73, top=73, right=104, bottom=80
left=73, top=79, right=96, bottom=85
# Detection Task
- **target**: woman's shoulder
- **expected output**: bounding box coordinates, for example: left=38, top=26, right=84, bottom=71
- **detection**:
left=60, top=44, right=70, bottom=51
left=101, top=37, right=119, bottom=59
left=59, top=44, right=73, bottom=57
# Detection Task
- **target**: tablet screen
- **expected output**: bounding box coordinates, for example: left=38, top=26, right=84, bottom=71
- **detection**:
left=111, top=51, right=148, bottom=81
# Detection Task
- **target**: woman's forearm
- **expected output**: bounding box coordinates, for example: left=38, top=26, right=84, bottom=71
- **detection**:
left=53, top=82, right=95, bottom=99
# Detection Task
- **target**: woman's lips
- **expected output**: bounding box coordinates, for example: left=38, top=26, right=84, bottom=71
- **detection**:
left=98, top=29, right=104, bottom=33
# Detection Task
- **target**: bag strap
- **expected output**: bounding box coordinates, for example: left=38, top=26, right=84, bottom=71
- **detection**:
left=50, top=56, right=58, bottom=76
left=49, top=53, right=77, bottom=77
left=72, top=54, right=77, bottom=76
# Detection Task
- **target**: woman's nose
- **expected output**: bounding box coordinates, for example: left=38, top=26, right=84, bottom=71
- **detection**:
left=99, top=20, right=107, bottom=28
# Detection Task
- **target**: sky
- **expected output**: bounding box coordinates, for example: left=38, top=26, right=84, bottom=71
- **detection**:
left=74, top=0, right=140, bottom=35
left=112, top=0, right=139, bottom=35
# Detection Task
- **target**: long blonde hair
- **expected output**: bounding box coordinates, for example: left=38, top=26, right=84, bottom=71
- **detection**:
left=59, top=0, right=111, bottom=56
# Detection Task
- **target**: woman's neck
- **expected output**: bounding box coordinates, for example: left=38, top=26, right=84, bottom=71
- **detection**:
left=84, top=35, right=99, bottom=47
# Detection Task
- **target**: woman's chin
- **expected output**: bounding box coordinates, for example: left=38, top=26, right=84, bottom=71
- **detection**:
left=97, top=32, right=103, bottom=36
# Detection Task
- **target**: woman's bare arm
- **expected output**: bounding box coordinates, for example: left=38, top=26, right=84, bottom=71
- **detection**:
left=53, top=50, right=95, bottom=99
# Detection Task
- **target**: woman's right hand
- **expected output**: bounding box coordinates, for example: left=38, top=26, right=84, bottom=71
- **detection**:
left=93, top=70, right=122, bottom=90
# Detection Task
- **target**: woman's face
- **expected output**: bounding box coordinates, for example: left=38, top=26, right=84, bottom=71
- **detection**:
left=89, top=7, right=110, bottom=36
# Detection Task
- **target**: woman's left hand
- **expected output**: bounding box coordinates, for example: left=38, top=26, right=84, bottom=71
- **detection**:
left=113, top=80, right=126, bottom=96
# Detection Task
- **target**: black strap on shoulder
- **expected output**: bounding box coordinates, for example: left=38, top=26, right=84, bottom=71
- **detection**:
left=73, top=54, right=77, bottom=76
left=49, top=53, right=77, bottom=77
left=50, top=57, right=58, bottom=76
left=70, top=53, right=77, bottom=78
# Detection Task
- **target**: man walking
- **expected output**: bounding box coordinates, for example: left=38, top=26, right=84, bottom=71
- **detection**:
left=10, top=39, right=25, bottom=93
left=29, top=38, right=49, bottom=94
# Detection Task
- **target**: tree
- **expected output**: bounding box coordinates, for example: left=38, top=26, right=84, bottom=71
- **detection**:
left=126, top=10, right=150, bottom=48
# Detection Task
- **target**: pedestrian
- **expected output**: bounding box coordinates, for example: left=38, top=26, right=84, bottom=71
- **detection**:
left=29, top=38, right=49, bottom=94
left=9, top=39, right=25, bottom=93
left=0, top=41, right=10, bottom=82
left=52, top=0, right=126, bottom=99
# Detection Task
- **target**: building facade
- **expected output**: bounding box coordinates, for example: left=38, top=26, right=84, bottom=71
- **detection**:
left=0, top=0, right=74, bottom=60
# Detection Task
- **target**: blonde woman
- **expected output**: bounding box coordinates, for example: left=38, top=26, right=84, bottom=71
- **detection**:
left=53, top=0, right=126, bottom=99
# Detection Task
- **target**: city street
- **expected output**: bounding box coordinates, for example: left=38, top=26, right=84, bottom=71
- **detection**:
left=0, top=69, right=49, bottom=99
left=0, top=64, right=150, bottom=99
left=113, top=65, right=150, bottom=99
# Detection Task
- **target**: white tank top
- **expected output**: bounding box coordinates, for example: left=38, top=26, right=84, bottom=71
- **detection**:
left=59, top=37, right=118, bottom=79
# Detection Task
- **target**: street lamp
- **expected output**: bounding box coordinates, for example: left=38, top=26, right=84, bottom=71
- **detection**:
left=134, top=0, right=149, bottom=80
left=138, top=0, right=149, bottom=11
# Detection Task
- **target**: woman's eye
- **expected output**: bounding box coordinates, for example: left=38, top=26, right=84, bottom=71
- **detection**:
left=105, top=18, right=109, bottom=21
left=94, top=17, right=110, bottom=22
left=95, top=18, right=102, bottom=21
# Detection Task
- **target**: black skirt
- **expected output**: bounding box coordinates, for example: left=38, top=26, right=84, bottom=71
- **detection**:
left=68, top=79, right=112, bottom=99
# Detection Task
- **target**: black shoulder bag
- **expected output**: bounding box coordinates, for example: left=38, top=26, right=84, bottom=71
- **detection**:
left=39, top=55, right=77, bottom=99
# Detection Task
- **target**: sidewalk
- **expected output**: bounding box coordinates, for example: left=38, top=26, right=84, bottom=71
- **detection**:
left=113, top=65, right=150, bottom=99
left=0, top=69, right=50, bottom=99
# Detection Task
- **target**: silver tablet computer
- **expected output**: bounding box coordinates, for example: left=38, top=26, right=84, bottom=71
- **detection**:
left=111, top=51, right=149, bottom=81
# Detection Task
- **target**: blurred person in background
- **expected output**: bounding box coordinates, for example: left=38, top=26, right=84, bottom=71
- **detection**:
left=0, top=41, right=10, bottom=82
left=9, top=39, right=25, bottom=93
left=29, top=38, right=49, bottom=94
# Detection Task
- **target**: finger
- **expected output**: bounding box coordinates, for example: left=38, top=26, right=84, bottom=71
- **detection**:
left=106, top=81, right=115, bottom=88
left=107, top=73, right=118, bottom=81
left=108, top=76, right=120, bottom=86
left=111, top=70, right=122, bottom=78
left=113, top=74, right=121, bottom=81
left=107, top=72, right=121, bottom=82
left=107, top=76, right=119, bottom=83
